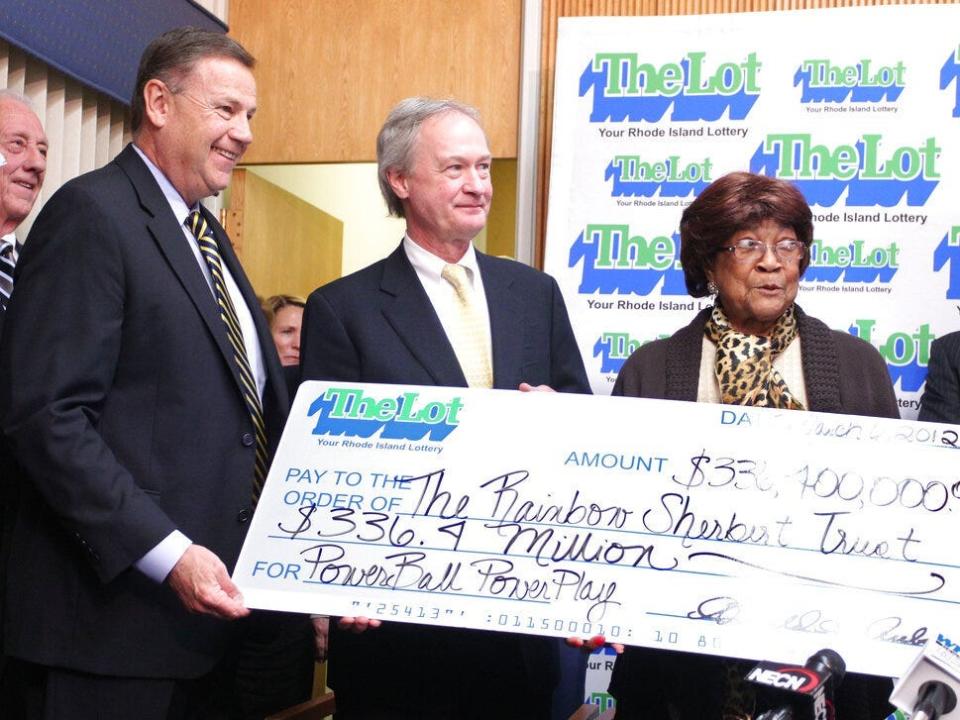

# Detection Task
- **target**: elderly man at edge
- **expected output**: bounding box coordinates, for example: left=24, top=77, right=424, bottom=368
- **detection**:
left=0, top=87, right=48, bottom=711
left=300, top=97, right=591, bottom=720
left=0, top=90, right=47, bottom=331
left=608, top=172, right=898, bottom=720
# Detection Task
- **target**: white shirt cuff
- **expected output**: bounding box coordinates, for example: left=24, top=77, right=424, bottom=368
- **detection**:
left=134, top=531, right=192, bottom=582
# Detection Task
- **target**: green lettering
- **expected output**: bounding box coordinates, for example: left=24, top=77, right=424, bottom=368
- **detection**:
left=396, top=392, right=421, bottom=422
left=586, top=224, right=627, bottom=269
left=373, top=398, right=397, bottom=421
left=325, top=387, right=363, bottom=419
left=446, top=397, right=464, bottom=425
left=594, top=53, right=640, bottom=95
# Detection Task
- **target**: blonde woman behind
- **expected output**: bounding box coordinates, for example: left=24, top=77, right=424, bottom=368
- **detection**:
left=261, top=294, right=305, bottom=367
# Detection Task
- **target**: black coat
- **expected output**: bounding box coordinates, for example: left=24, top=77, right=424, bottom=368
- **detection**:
left=919, top=330, right=960, bottom=424
left=0, top=144, right=288, bottom=678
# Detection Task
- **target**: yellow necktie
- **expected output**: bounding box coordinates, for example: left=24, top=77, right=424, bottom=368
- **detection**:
left=441, top=263, right=493, bottom=388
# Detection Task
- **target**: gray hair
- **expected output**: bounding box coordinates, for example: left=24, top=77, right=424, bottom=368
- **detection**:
left=376, top=97, right=483, bottom=218
left=0, top=90, right=37, bottom=113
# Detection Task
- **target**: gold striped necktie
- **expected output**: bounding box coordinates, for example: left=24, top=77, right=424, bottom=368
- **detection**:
left=186, top=210, right=267, bottom=504
left=441, top=263, right=493, bottom=389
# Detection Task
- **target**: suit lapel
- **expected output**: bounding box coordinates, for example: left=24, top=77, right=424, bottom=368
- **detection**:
left=115, top=146, right=262, bottom=410
left=379, top=245, right=468, bottom=387
left=477, top=252, right=522, bottom=390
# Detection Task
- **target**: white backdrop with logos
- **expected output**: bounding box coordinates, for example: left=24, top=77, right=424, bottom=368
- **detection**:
left=544, top=5, right=960, bottom=421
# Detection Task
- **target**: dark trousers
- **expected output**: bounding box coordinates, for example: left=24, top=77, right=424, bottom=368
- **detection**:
left=0, top=611, right=314, bottom=720
left=552, top=644, right=589, bottom=720
left=333, top=677, right=554, bottom=720
left=328, top=625, right=556, bottom=720
left=2, top=658, right=241, bottom=720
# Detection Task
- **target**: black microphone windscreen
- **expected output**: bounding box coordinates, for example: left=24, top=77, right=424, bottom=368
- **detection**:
left=806, top=648, right=846, bottom=687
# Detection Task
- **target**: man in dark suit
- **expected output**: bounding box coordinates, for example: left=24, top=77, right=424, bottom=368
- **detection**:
left=300, top=97, right=591, bottom=720
left=919, top=330, right=960, bottom=423
left=0, top=28, right=302, bottom=720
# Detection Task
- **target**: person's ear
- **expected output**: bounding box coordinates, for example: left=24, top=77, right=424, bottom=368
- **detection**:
left=386, top=167, right=410, bottom=200
left=142, top=79, right=172, bottom=130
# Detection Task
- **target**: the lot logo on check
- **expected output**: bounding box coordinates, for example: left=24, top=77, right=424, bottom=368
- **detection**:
left=308, top=387, right=463, bottom=441
left=579, top=51, right=761, bottom=122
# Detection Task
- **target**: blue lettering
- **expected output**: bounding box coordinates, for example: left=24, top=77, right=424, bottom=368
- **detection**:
left=940, top=46, right=960, bottom=118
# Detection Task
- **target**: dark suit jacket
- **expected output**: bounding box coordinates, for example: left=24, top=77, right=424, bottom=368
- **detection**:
left=301, top=244, right=588, bottom=392
left=919, top=330, right=960, bottom=424
left=300, top=243, right=590, bottom=716
left=0, top=144, right=288, bottom=679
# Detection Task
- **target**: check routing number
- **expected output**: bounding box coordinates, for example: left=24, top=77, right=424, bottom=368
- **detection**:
left=234, top=381, right=960, bottom=676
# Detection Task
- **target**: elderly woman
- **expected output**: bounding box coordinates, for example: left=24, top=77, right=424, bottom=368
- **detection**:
left=261, top=294, right=305, bottom=367
left=608, top=172, right=898, bottom=720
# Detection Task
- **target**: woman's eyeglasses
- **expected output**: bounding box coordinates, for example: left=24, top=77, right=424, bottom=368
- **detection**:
left=719, top=238, right=805, bottom=263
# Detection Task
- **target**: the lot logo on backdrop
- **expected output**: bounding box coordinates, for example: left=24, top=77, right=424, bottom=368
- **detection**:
left=933, top=226, right=960, bottom=298
left=569, top=224, right=687, bottom=295
left=750, top=134, right=940, bottom=206
left=308, top=387, right=463, bottom=442
left=848, top=319, right=932, bottom=392
left=941, top=46, right=960, bottom=117
left=606, top=154, right=713, bottom=197
left=803, top=239, right=899, bottom=283
left=579, top=51, right=761, bottom=122
left=594, top=331, right=670, bottom=373
left=794, top=58, right=905, bottom=103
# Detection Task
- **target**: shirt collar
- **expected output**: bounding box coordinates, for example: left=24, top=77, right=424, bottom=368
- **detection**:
left=403, top=234, right=481, bottom=286
left=131, top=144, right=194, bottom=225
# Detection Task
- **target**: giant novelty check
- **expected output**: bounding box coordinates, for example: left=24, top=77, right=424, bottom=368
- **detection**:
left=234, top=381, right=960, bottom=676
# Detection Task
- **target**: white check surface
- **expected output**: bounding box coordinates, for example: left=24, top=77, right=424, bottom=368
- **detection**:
left=234, top=381, right=960, bottom=676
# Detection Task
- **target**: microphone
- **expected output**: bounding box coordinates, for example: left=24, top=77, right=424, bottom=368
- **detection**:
left=890, top=634, right=960, bottom=720
left=913, top=682, right=958, bottom=720
left=744, top=648, right=846, bottom=720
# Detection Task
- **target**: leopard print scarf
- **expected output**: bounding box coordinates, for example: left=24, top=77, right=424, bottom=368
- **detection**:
left=704, top=303, right=806, bottom=410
